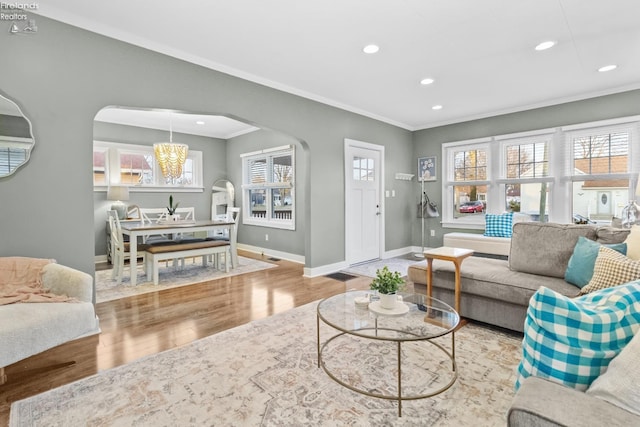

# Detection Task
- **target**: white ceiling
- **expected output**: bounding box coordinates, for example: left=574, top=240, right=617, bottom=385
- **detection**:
left=94, top=107, right=260, bottom=139
left=36, top=0, right=640, bottom=131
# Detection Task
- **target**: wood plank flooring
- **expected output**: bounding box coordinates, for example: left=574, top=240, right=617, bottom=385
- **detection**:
left=0, top=251, right=373, bottom=426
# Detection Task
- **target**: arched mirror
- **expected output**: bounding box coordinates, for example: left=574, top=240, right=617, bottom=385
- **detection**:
left=0, top=93, right=34, bottom=177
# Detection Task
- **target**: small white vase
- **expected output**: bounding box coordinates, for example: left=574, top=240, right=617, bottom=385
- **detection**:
left=379, top=293, right=398, bottom=310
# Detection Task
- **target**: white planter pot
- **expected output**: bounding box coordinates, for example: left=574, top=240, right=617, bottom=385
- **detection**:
left=379, top=293, right=398, bottom=310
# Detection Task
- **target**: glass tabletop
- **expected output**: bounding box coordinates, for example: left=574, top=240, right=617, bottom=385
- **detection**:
left=317, top=290, right=459, bottom=341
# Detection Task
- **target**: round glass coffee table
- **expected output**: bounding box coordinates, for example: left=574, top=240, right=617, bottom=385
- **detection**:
left=316, top=290, right=460, bottom=417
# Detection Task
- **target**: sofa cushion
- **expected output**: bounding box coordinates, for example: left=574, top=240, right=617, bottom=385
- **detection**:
left=596, top=226, right=630, bottom=245
left=484, top=212, right=514, bottom=237
left=625, top=225, right=640, bottom=260
left=509, top=222, right=597, bottom=278
left=515, top=282, right=640, bottom=392
left=580, top=247, right=640, bottom=295
left=564, top=237, right=627, bottom=289
left=586, top=328, right=640, bottom=416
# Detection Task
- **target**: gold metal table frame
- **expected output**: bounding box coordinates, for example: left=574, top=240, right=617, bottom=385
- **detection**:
left=316, top=290, right=460, bottom=417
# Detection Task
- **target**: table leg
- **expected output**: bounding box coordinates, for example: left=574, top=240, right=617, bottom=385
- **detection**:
left=453, top=259, right=463, bottom=314
left=130, top=234, right=138, bottom=286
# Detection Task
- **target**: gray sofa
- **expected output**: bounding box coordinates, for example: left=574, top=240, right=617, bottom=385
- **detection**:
left=508, top=376, right=639, bottom=426
left=0, top=262, right=100, bottom=384
left=407, top=222, right=630, bottom=332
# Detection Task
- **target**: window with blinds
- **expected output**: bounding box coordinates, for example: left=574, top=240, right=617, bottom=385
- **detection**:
left=241, top=145, right=295, bottom=230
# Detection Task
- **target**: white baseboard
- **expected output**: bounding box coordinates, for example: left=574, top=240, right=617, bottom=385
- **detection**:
left=237, top=243, right=305, bottom=265
left=94, top=255, right=108, bottom=264
left=303, top=260, right=349, bottom=278
left=383, top=246, right=415, bottom=259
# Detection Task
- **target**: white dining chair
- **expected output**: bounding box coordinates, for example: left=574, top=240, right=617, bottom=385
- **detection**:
left=207, top=207, right=240, bottom=268
left=107, top=210, right=143, bottom=284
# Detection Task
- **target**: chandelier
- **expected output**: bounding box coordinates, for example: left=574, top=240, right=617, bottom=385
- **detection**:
left=154, top=113, right=188, bottom=183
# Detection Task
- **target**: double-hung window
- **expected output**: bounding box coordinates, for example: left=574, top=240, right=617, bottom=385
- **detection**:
left=0, top=136, right=31, bottom=176
left=564, top=120, right=639, bottom=222
left=241, top=145, right=295, bottom=230
left=442, top=139, right=490, bottom=228
left=497, top=133, right=554, bottom=222
left=93, top=141, right=203, bottom=191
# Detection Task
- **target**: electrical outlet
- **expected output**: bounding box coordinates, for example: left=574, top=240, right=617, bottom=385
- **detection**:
left=265, top=234, right=269, bottom=241
left=430, top=230, right=435, bottom=237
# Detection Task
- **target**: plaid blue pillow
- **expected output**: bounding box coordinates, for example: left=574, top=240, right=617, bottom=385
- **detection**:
left=515, top=281, right=640, bottom=392
left=484, top=212, right=514, bottom=237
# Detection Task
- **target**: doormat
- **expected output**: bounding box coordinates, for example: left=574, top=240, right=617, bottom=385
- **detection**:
left=325, top=272, right=358, bottom=282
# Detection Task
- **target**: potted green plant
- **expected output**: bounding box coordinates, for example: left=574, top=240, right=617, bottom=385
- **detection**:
left=167, top=195, right=180, bottom=220
left=370, top=266, right=405, bottom=309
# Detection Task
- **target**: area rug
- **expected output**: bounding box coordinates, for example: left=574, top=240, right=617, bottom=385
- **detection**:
left=344, top=255, right=423, bottom=278
left=95, top=256, right=277, bottom=303
left=10, top=300, right=522, bottom=426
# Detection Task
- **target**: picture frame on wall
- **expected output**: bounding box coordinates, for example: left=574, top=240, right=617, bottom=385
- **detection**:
left=418, top=156, right=436, bottom=181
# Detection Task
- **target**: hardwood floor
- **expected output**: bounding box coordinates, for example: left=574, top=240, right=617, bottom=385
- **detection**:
left=0, top=251, right=373, bottom=426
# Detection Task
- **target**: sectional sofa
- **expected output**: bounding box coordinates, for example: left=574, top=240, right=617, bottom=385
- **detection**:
left=407, top=222, right=630, bottom=332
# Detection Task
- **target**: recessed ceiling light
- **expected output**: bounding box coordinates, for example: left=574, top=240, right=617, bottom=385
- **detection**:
left=535, top=41, right=556, bottom=51
left=598, top=64, right=617, bottom=72
left=432, top=105, right=443, bottom=110
left=420, top=78, right=435, bottom=85
left=196, top=120, right=205, bottom=125
left=363, top=44, right=380, bottom=54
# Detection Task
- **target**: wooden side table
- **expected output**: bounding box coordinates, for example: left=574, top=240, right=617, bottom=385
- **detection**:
left=423, top=247, right=474, bottom=314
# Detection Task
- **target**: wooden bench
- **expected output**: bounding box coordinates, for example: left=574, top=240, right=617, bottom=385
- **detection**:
left=143, top=240, right=231, bottom=285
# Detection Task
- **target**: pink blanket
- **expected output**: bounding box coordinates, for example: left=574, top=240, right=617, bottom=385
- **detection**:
left=0, top=257, right=76, bottom=305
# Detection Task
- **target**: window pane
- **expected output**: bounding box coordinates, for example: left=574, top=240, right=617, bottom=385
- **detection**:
left=454, top=149, right=487, bottom=181
left=572, top=181, right=629, bottom=223
left=453, top=185, right=487, bottom=219
left=120, top=152, right=153, bottom=185
left=93, top=149, right=106, bottom=185
left=249, top=158, right=267, bottom=184
left=272, top=188, right=293, bottom=220
left=573, top=132, right=629, bottom=174
left=506, top=142, right=548, bottom=179
left=352, top=155, right=374, bottom=181
left=249, top=189, right=267, bottom=218
left=505, top=183, right=549, bottom=222
left=272, top=155, right=293, bottom=184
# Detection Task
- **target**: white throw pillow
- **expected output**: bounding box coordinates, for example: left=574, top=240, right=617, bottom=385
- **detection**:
left=586, top=330, right=640, bottom=415
left=625, top=225, right=640, bottom=260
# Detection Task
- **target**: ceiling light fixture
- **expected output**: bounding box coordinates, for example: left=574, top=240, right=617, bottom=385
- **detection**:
left=153, top=113, right=189, bottom=184
left=432, top=105, right=443, bottom=110
left=363, top=44, right=379, bottom=54
left=196, top=120, right=205, bottom=125
left=535, top=41, right=556, bottom=51
left=598, top=64, right=617, bottom=72
left=420, top=78, right=435, bottom=85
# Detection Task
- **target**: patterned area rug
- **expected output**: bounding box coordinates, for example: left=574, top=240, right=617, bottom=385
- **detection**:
left=95, top=256, right=277, bottom=303
left=10, top=301, right=522, bottom=426
left=344, top=255, right=424, bottom=278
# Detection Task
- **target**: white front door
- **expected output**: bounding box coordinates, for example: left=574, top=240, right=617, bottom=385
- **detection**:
left=345, top=140, right=383, bottom=265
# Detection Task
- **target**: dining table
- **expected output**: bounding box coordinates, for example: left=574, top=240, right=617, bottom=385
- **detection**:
left=120, top=219, right=237, bottom=286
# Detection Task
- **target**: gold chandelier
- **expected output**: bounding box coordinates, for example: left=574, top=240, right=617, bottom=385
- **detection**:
left=154, top=112, right=188, bottom=182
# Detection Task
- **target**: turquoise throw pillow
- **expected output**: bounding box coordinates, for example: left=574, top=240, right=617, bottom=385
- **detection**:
left=515, top=282, right=640, bottom=392
left=484, top=212, right=514, bottom=238
left=564, top=237, right=627, bottom=288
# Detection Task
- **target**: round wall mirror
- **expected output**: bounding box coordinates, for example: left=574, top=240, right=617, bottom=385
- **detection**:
left=0, top=93, right=34, bottom=177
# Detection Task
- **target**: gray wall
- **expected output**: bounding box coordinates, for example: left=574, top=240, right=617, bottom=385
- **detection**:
left=0, top=15, right=413, bottom=275
left=93, top=121, right=227, bottom=256
left=413, top=89, right=640, bottom=247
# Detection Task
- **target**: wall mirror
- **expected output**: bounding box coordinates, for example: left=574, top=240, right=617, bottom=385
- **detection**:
left=0, top=93, right=34, bottom=177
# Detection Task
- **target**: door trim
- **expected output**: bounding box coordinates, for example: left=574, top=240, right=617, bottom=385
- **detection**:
left=344, top=138, right=385, bottom=265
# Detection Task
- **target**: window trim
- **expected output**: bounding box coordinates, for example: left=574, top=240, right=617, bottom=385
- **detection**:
left=93, top=140, right=204, bottom=193
left=241, top=144, right=295, bottom=230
